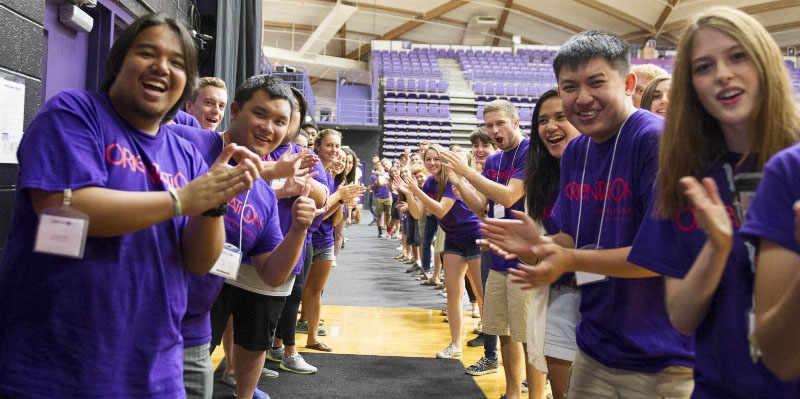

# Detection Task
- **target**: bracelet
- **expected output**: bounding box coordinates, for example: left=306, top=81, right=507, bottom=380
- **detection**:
left=168, top=187, right=182, bottom=217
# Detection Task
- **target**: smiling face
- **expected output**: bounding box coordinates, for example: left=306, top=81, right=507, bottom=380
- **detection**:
left=424, top=148, right=442, bottom=175
left=557, top=57, right=635, bottom=143
left=409, top=153, right=421, bottom=165
left=633, top=73, right=653, bottom=108
left=649, top=79, right=671, bottom=117
left=316, top=133, right=342, bottom=166
left=484, top=110, right=520, bottom=151
left=332, top=149, right=346, bottom=175
left=471, top=140, right=496, bottom=166
left=108, top=25, right=186, bottom=133
left=227, top=90, right=291, bottom=157
left=345, top=154, right=354, bottom=174
left=187, top=85, right=227, bottom=130
left=537, top=96, right=581, bottom=159
left=691, top=27, right=759, bottom=133
left=413, top=171, right=427, bottom=186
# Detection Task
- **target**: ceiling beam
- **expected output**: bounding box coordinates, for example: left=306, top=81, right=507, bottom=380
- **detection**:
left=263, top=21, right=378, bottom=39
left=766, top=21, right=800, bottom=34
left=572, top=0, right=652, bottom=32
left=653, top=0, right=679, bottom=35
left=340, top=24, right=346, bottom=57
left=345, top=0, right=468, bottom=60
left=510, top=3, right=583, bottom=33
left=660, top=0, right=800, bottom=33
left=493, top=0, right=514, bottom=47
left=489, top=28, right=541, bottom=45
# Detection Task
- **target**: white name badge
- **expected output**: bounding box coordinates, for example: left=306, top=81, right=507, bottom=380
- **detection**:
left=493, top=202, right=506, bottom=219
left=209, top=243, right=242, bottom=280
left=34, top=207, right=89, bottom=259
left=271, top=178, right=287, bottom=190
left=575, top=271, right=607, bottom=286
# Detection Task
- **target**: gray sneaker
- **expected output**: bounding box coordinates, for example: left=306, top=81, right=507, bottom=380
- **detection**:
left=280, top=352, right=318, bottom=374
left=261, top=367, right=279, bottom=378
left=465, top=356, right=498, bottom=376
left=219, top=373, right=236, bottom=387
left=266, top=346, right=284, bottom=363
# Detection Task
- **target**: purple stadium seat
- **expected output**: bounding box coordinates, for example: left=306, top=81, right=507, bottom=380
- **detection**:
left=386, top=78, right=395, bottom=91
left=406, top=102, right=418, bottom=117
left=396, top=102, right=407, bottom=116
left=429, top=103, right=439, bottom=118
left=407, top=79, right=416, bottom=91
left=474, top=81, right=485, bottom=94
left=417, top=103, right=429, bottom=117
left=385, top=102, right=396, bottom=116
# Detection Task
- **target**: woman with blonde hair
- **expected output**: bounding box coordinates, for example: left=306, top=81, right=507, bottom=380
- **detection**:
left=394, top=146, right=483, bottom=359
left=628, top=6, right=800, bottom=398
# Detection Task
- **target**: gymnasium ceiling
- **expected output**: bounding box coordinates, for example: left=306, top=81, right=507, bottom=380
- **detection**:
left=261, top=0, right=800, bottom=81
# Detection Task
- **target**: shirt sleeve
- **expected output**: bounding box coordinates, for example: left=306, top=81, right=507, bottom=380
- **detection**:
left=740, top=149, right=800, bottom=254
left=627, top=201, right=693, bottom=278
left=442, top=180, right=458, bottom=200
left=16, top=91, right=110, bottom=191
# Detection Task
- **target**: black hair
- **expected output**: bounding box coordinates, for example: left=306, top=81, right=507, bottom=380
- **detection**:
left=101, top=13, right=198, bottom=122
left=301, top=122, right=318, bottom=134
left=343, top=147, right=359, bottom=185
left=290, top=87, right=308, bottom=125
left=232, top=74, right=294, bottom=117
left=525, top=88, right=561, bottom=223
left=552, top=30, right=631, bottom=80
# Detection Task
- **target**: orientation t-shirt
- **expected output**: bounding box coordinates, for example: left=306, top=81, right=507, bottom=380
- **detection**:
left=312, top=171, right=338, bottom=250
left=171, top=126, right=284, bottom=345
left=631, top=153, right=799, bottom=398
left=0, top=90, right=208, bottom=398
left=551, top=109, right=694, bottom=372
left=422, top=175, right=481, bottom=246
left=482, top=136, right=529, bottom=271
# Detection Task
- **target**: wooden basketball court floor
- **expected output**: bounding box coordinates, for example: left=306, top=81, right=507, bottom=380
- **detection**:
left=210, top=223, right=518, bottom=398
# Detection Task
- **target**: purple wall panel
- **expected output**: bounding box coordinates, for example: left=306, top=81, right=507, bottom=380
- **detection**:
left=337, top=84, right=371, bottom=101
left=44, top=1, right=90, bottom=100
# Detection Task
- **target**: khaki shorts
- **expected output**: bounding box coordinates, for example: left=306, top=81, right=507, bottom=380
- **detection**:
left=482, top=269, right=533, bottom=342
left=566, top=349, right=694, bottom=399
left=375, top=197, right=392, bottom=219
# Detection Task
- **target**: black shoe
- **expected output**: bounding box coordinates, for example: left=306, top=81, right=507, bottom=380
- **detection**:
left=466, top=333, right=485, bottom=347
left=369, top=220, right=377, bottom=226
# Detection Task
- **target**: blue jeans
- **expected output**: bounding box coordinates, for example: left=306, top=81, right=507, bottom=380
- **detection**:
left=481, top=250, right=498, bottom=359
left=421, top=216, right=438, bottom=272
left=367, top=190, right=377, bottom=220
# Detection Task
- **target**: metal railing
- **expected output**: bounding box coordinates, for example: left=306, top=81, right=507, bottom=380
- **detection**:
left=314, top=97, right=379, bottom=126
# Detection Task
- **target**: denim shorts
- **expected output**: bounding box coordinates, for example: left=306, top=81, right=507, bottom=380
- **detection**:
left=442, top=238, right=481, bottom=260
left=313, top=245, right=335, bottom=261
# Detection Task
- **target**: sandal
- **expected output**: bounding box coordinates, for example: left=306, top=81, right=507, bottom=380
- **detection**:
left=434, top=283, right=445, bottom=290
left=420, top=279, right=437, bottom=286
left=440, top=308, right=448, bottom=316
left=472, top=308, right=481, bottom=318
left=473, top=321, right=483, bottom=334
left=305, top=342, right=333, bottom=352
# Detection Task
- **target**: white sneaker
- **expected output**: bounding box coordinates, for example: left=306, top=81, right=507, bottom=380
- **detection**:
left=280, top=352, right=318, bottom=374
left=261, top=367, right=279, bottom=378
left=435, top=343, right=462, bottom=359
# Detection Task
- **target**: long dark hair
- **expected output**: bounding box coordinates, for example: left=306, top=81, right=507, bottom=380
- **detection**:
left=525, top=89, right=561, bottom=223
left=101, top=13, right=198, bottom=122
left=343, top=147, right=358, bottom=185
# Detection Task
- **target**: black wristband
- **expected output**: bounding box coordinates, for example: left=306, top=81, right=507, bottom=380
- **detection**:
left=202, top=203, right=228, bottom=217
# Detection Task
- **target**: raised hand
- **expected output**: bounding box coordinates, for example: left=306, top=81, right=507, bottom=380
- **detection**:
left=262, top=149, right=312, bottom=181
left=392, top=173, right=411, bottom=193
left=508, top=243, right=570, bottom=289
left=439, top=150, right=472, bottom=177
left=179, top=144, right=259, bottom=216
left=680, top=177, right=733, bottom=250
left=336, top=183, right=366, bottom=201
left=290, top=180, right=316, bottom=231
left=480, top=210, right=550, bottom=258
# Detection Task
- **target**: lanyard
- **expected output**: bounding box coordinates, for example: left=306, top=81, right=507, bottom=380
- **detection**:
left=495, top=140, right=521, bottom=187
left=574, top=110, right=632, bottom=248
left=238, top=190, right=250, bottom=250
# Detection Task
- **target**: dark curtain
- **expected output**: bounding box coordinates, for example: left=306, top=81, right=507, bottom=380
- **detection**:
left=215, top=0, right=262, bottom=130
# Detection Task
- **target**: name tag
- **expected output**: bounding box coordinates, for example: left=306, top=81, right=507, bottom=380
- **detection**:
left=271, top=178, right=287, bottom=190
left=209, top=243, right=242, bottom=280
left=493, top=202, right=505, bottom=219
left=575, top=271, right=607, bottom=286
left=34, top=207, right=89, bottom=259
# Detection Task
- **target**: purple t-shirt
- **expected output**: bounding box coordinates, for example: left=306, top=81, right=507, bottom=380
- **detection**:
left=630, top=153, right=799, bottom=398
left=482, top=137, right=529, bottom=271
left=372, top=172, right=391, bottom=199
left=741, top=143, right=800, bottom=254
left=312, top=171, right=338, bottom=249
left=422, top=176, right=481, bottom=246
left=0, top=90, right=208, bottom=398
left=172, top=109, right=201, bottom=128
left=269, top=143, right=328, bottom=272
left=551, top=109, right=694, bottom=372
left=171, top=126, right=283, bottom=347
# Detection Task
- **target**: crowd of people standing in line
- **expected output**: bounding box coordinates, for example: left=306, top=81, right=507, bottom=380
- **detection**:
left=2, top=5, right=800, bottom=399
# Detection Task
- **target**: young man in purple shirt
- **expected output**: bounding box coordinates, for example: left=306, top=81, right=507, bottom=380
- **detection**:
left=442, top=100, right=546, bottom=399
left=485, top=31, right=694, bottom=398
left=370, top=161, right=392, bottom=237
left=171, top=75, right=318, bottom=399
left=0, top=14, right=262, bottom=398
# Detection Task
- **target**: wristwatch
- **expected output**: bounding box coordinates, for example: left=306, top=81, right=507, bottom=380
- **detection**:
left=202, top=203, right=228, bottom=217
